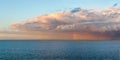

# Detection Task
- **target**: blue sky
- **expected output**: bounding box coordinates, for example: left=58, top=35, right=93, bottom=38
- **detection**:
left=0, top=0, right=120, bottom=40
left=0, top=0, right=119, bottom=29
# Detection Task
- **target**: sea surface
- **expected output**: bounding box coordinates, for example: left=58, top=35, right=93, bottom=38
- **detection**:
left=0, top=40, right=119, bottom=60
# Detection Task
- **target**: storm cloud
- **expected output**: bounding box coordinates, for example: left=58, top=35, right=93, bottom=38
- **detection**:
left=11, top=7, right=120, bottom=40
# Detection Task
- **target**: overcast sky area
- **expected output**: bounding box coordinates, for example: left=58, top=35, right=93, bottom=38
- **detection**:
left=0, top=0, right=120, bottom=40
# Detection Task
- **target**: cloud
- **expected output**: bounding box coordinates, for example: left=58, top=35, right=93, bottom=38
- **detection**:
left=70, top=7, right=81, bottom=13
left=11, top=7, right=120, bottom=40
left=113, top=3, right=118, bottom=7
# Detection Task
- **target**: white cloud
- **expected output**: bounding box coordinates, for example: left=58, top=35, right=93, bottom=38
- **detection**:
left=11, top=7, right=120, bottom=33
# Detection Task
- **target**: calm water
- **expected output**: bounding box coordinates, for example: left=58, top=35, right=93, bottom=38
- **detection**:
left=0, top=40, right=119, bottom=60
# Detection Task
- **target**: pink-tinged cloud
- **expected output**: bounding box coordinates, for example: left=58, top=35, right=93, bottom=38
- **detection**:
left=11, top=7, right=120, bottom=40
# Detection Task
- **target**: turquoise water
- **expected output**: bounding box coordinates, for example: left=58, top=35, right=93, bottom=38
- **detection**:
left=0, top=40, right=119, bottom=60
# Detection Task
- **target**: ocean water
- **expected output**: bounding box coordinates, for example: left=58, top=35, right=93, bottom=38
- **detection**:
left=0, top=40, right=119, bottom=60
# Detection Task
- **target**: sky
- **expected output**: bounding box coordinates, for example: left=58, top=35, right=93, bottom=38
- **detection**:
left=0, top=0, right=120, bottom=40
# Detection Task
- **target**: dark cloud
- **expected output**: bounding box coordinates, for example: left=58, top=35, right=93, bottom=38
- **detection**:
left=113, top=3, right=118, bottom=7
left=70, top=7, right=81, bottom=13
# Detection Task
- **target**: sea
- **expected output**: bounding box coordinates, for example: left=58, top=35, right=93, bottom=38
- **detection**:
left=0, top=40, right=119, bottom=60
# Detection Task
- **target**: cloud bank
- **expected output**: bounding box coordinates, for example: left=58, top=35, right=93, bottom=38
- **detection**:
left=11, top=7, right=120, bottom=40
